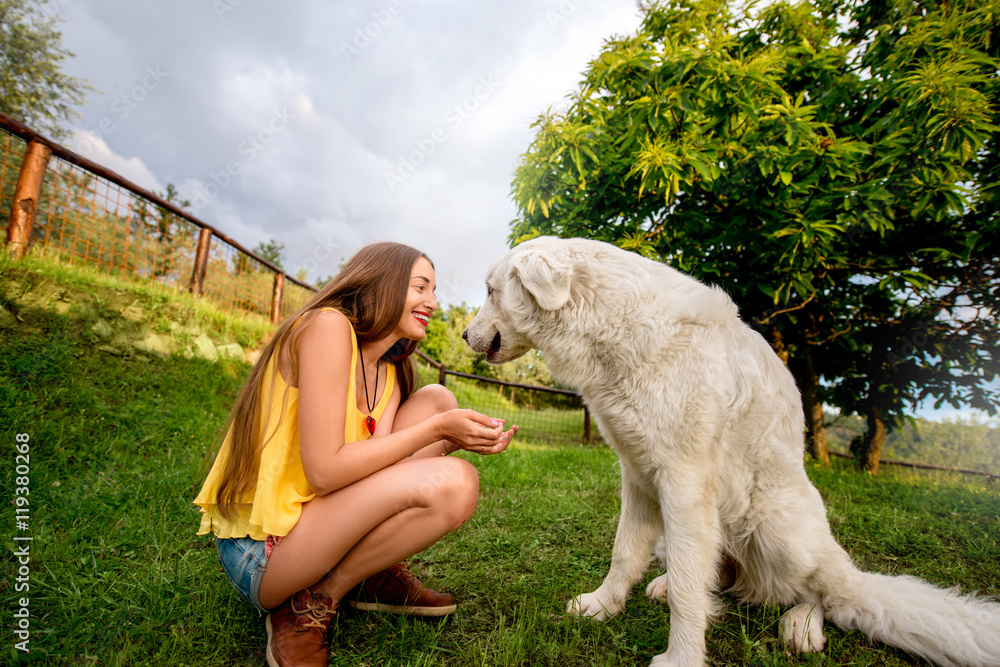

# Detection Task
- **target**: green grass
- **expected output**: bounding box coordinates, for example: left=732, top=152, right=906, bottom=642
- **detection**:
left=0, top=248, right=276, bottom=351
left=3, top=258, right=999, bottom=666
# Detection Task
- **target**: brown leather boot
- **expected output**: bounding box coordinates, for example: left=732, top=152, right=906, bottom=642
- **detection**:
left=265, top=588, right=337, bottom=667
left=346, top=561, right=457, bottom=616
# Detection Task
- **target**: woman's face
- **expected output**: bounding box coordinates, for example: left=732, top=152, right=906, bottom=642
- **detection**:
left=396, top=256, right=438, bottom=340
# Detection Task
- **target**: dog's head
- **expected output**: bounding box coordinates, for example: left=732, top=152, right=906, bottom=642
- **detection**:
left=462, top=236, right=576, bottom=364
left=464, top=236, right=737, bottom=368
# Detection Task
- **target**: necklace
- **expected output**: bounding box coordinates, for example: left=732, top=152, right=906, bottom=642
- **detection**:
left=358, top=337, right=380, bottom=435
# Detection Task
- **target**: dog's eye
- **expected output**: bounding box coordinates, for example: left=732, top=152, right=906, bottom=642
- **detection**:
left=487, top=285, right=494, bottom=298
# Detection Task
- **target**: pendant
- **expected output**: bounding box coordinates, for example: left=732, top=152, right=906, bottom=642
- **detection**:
left=366, top=415, right=376, bottom=435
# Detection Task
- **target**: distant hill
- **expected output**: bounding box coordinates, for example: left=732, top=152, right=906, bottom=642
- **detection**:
left=826, top=412, right=999, bottom=474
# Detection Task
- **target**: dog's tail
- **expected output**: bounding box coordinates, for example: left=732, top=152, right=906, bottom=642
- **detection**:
left=819, top=560, right=1000, bottom=667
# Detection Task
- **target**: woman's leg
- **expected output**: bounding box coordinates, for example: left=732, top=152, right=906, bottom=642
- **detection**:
left=257, top=385, right=476, bottom=610
left=259, top=456, right=477, bottom=609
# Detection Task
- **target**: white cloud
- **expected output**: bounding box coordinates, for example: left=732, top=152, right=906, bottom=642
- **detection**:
left=68, top=129, right=163, bottom=194
left=53, top=0, right=646, bottom=297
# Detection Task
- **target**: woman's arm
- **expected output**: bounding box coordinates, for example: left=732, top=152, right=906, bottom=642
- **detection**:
left=296, top=310, right=503, bottom=495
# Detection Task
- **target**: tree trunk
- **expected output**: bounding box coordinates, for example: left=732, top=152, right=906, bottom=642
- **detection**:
left=862, top=404, right=885, bottom=475
left=766, top=325, right=790, bottom=365
left=799, top=350, right=830, bottom=467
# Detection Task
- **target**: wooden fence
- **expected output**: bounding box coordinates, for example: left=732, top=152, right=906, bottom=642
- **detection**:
left=828, top=451, right=996, bottom=482
left=0, top=112, right=314, bottom=323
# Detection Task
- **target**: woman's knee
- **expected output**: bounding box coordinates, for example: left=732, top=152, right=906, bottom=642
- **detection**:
left=393, top=384, right=458, bottom=433
left=411, top=383, right=458, bottom=414
left=419, top=457, right=479, bottom=528
left=445, top=458, right=480, bottom=527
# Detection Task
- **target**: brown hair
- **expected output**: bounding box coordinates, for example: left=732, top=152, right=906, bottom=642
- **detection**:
left=213, top=242, right=431, bottom=520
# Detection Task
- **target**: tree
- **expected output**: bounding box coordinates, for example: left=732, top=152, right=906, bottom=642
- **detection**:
left=133, top=183, right=193, bottom=280
left=251, top=238, right=285, bottom=270
left=0, top=0, right=92, bottom=138
left=508, top=0, right=999, bottom=471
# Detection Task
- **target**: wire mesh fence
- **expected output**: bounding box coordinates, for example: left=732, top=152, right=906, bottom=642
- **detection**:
left=0, top=113, right=312, bottom=324
left=33, top=157, right=203, bottom=289
left=415, top=352, right=597, bottom=446
left=280, top=280, right=316, bottom=321
left=201, top=235, right=275, bottom=320
left=0, top=131, right=25, bottom=225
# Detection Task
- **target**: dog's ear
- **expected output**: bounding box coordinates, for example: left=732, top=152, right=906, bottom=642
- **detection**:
left=512, top=251, right=572, bottom=311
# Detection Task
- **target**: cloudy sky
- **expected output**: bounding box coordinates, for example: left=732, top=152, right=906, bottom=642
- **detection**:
left=50, top=0, right=645, bottom=306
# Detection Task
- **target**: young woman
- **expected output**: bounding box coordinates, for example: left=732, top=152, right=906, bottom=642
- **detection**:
left=194, top=242, right=518, bottom=667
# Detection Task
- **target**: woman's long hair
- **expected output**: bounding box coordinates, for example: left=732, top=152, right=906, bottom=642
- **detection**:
left=213, top=242, right=430, bottom=520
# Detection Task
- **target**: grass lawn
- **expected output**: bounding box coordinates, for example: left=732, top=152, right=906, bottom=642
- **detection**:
left=2, top=258, right=999, bottom=666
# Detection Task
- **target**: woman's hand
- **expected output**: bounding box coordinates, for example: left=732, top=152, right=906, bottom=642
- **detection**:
left=460, top=422, right=519, bottom=456
left=439, top=409, right=519, bottom=456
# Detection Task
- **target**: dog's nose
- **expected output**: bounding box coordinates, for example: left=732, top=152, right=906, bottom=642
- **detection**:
left=462, top=329, right=468, bottom=341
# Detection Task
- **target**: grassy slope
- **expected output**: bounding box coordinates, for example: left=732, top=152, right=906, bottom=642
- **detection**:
left=2, top=258, right=998, bottom=666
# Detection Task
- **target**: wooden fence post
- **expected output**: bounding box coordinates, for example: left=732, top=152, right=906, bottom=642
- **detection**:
left=4, top=139, right=52, bottom=259
left=438, top=364, right=447, bottom=387
left=188, top=227, right=212, bottom=296
left=270, top=272, right=284, bottom=324
left=583, top=406, right=592, bottom=445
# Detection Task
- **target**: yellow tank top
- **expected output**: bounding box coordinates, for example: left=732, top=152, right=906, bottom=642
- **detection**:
left=193, top=311, right=396, bottom=540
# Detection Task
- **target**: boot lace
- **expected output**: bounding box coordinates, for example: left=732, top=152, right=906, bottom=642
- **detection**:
left=395, top=561, right=414, bottom=579
left=291, top=590, right=337, bottom=630
left=394, top=561, right=423, bottom=590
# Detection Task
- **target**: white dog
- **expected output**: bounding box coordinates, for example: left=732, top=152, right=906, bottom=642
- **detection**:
left=463, top=236, right=1000, bottom=667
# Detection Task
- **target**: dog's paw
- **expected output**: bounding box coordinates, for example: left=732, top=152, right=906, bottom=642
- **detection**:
left=648, top=653, right=671, bottom=667
left=649, top=651, right=701, bottom=667
left=646, top=574, right=669, bottom=602
left=566, top=591, right=620, bottom=621
left=779, top=603, right=827, bottom=653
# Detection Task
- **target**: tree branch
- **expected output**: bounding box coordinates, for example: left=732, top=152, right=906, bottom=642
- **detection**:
left=754, top=293, right=817, bottom=325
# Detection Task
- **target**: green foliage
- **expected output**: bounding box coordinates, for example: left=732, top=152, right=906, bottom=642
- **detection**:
left=508, top=0, right=1000, bottom=441
left=0, top=0, right=93, bottom=138
left=252, top=237, right=286, bottom=270
left=313, top=273, right=335, bottom=287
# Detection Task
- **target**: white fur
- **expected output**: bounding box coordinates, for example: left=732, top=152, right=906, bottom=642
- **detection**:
left=464, top=236, right=1000, bottom=667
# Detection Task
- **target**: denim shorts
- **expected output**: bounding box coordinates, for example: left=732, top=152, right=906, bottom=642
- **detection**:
left=216, top=536, right=269, bottom=614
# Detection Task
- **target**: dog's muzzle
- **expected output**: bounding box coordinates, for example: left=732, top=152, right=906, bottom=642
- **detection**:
left=461, top=328, right=502, bottom=357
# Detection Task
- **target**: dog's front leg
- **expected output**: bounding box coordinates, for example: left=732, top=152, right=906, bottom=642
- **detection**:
left=649, top=469, right=722, bottom=667
left=568, top=464, right=659, bottom=621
